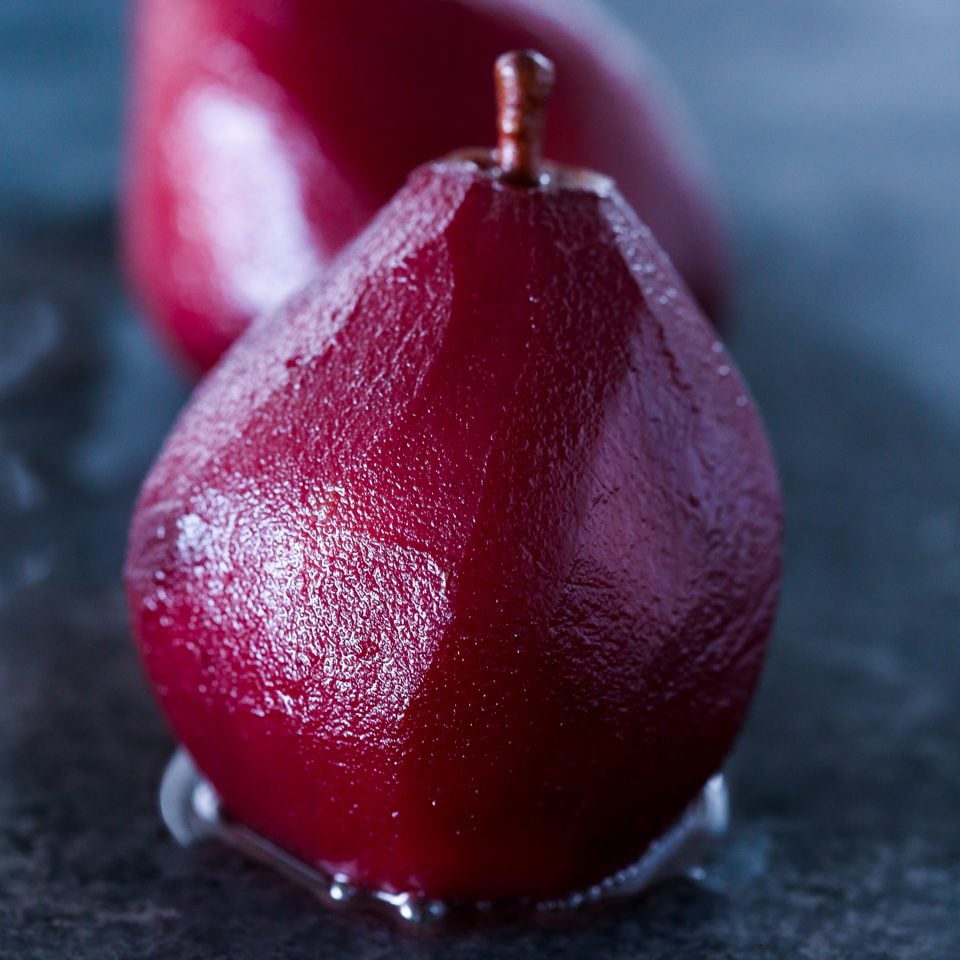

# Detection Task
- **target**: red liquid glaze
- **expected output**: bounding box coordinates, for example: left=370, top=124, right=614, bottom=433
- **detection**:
left=123, top=0, right=730, bottom=371
left=126, top=160, right=780, bottom=902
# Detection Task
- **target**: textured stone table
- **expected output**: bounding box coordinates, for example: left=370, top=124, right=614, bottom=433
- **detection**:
left=1, top=0, right=957, bottom=956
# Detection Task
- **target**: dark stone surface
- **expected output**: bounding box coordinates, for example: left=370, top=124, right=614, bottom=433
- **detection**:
left=0, top=0, right=957, bottom=956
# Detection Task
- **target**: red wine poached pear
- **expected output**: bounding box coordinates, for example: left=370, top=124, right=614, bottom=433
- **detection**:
left=123, top=0, right=730, bottom=371
left=126, top=52, right=781, bottom=903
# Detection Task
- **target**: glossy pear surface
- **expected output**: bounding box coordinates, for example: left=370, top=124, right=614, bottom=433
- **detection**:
left=123, top=0, right=729, bottom=370
left=126, top=158, right=779, bottom=901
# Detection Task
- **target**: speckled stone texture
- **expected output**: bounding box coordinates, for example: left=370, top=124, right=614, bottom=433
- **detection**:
left=0, top=0, right=958, bottom=957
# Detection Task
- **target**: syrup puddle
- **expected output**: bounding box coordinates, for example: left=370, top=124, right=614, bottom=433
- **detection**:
left=160, top=748, right=728, bottom=926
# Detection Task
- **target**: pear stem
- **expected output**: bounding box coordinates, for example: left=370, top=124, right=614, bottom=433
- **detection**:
left=494, top=50, right=556, bottom=186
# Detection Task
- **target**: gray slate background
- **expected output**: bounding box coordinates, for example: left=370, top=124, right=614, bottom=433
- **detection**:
left=1, top=0, right=958, bottom=956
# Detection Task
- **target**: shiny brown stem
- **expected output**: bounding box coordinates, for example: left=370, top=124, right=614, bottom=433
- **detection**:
left=494, top=50, right=556, bottom=186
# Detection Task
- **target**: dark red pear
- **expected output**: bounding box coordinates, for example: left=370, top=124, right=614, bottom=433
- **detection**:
left=123, top=0, right=729, bottom=372
left=126, top=52, right=780, bottom=902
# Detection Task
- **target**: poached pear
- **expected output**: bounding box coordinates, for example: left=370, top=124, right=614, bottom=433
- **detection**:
left=123, top=0, right=729, bottom=371
left=126, top=52, right=780, bottom=902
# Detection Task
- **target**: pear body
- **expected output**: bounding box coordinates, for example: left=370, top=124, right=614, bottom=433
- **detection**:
left=123, top=0, right=729, bottom=371
left=126, top=160, right=779, bottom=901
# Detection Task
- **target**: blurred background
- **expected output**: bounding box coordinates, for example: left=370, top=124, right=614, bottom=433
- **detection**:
left=1, top=0, right=957, bottom=956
